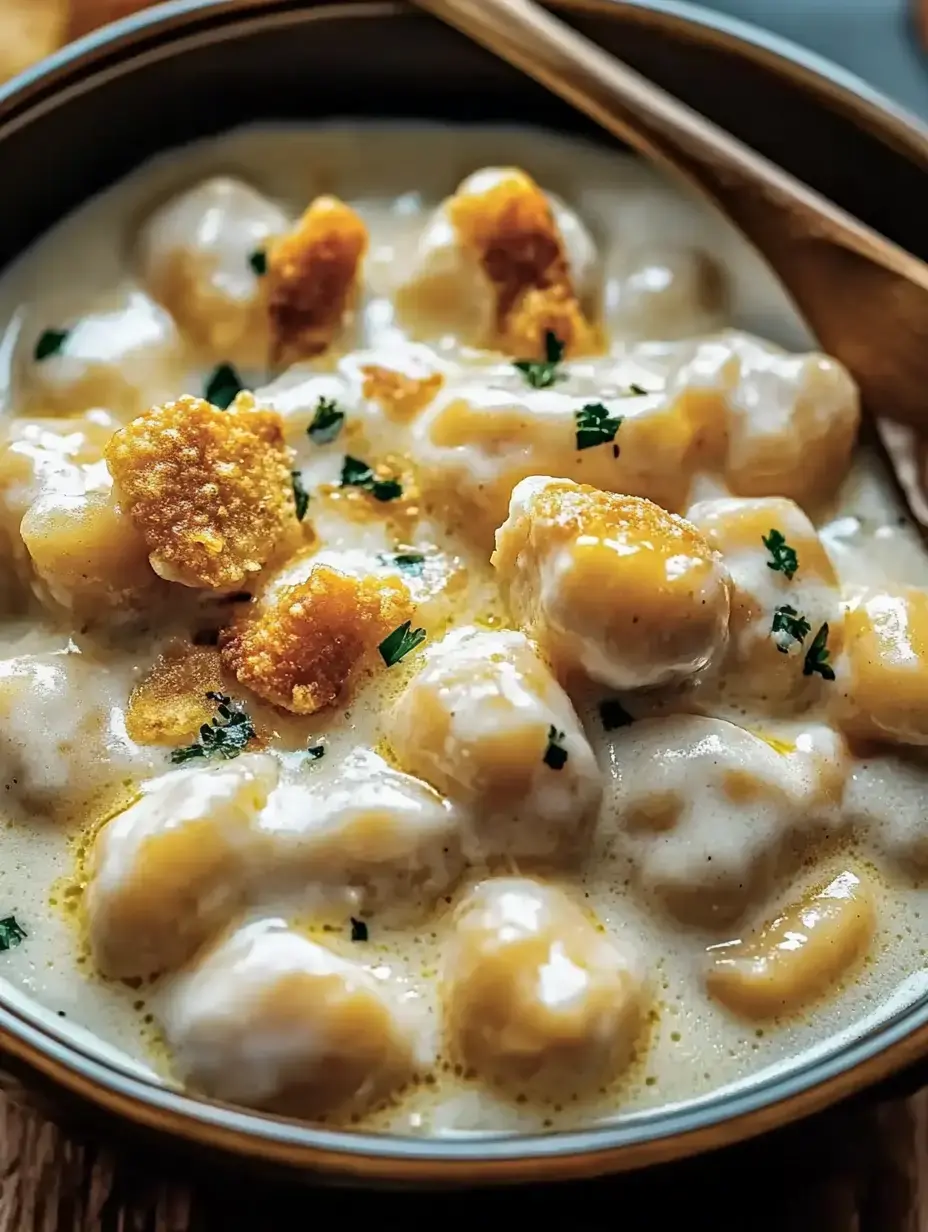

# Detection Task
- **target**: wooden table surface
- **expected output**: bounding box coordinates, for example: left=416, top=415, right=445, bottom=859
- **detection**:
left=0, top=1066, right=927, bottom=1229
left=1, top=1, right=927, bottom=1227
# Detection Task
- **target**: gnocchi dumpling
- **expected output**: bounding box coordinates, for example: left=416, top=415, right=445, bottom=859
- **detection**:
left=20, top=487, right=162, bottom=620
left=414, top=378, right=717, bottom=539
left=19, top=286, right=187, bottom=420
left=666, top=331, right=859, bottom=509
left=606, top=715, right=849, bottom=927
left=444, top=878, right=646, bottom=1095
left=0, top=648, right=160, bottom=821
left=604, top=244, right=727, bottom=341
left=261, top=751, right=465, bottom=918
left=706, top=870, right=875, bottom=1019
left=686, top=495, right=843, bottom=711
left=160, top=918, right=422, bottom=1118
left=390, top=626, right=602, bottom=862
left=494, top=477, right=731, bottom=691
left=0, top=410, right=116, bottom=587
left=87, top=754, right=280, bottom=978
left=138, top=176, right=289, bottom=365
left=838, top=588, right=928, bottom=746
left=396, top=167, right=599, bottom=354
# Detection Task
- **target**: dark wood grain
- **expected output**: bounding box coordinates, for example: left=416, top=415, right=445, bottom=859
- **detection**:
left=1, top=1076, right=927, bottom=1231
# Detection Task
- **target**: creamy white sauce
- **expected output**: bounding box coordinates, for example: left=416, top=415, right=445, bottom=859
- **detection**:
left=0, top=122, right=925, bottom=1136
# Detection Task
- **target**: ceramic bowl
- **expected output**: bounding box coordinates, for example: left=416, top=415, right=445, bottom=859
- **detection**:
left=2, top=0, right=928, bottom=1187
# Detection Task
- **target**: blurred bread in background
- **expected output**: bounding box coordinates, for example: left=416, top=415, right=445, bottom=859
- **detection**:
left=0, top=0, right=68, bottom=82
left=0, top=0, right=160, bottom=84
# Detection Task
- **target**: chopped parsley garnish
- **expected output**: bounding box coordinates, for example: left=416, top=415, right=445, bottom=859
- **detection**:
left=307, top=396, right=345, bottom=445
left=379, top=620, right=427, bottom=667
left=628, top=382, right=648, bottom=395
left=770, top=605, right=811, bottom=654
left=513, top=330, right=565, bottom=389
left=306, top=743, right=325, bottom=762
left=34, top=328, right=69, bottom=362
left=762, top=529, right=799, bottom=581
left=543, top=725, right=569, bottom=770
left=340, top=455, right=403, bottom=502
left=350, top=917, right=368, bottom=942
left=205, top=362, right=245, bottom=410
left=803, top=623, right=836, bottom=681
left=248, top=248, right=267, bottom=276
left=379, top=552, right=426, bottom=575
left=170, top=692, right=256, bottom=763
left=291, top=470, right=309, bottom=521
left=0, top=915, right=26, bottom=952
left=599, top=699, right=635, bottom=731
left=575, top=401, right=623, bottom=451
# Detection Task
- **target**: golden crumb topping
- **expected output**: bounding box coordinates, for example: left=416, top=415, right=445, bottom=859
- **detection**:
left=447, top=170, right=599, bottom=358
left=266, top=195, right=368, bottom=364
left=125, top=643, right=224, bottom=745
left=220, top=565, right=411, bottom=714
left=105, top=394, right=300, bottom=590
left=360, top=364, right=444, bottom=421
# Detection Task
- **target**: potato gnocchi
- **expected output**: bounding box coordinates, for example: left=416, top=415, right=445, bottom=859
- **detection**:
left=0, top=122, right=926, bottom=1139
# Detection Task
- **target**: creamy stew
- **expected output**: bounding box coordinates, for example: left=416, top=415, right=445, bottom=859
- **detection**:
left=0, top=123, right=927, bottom=1136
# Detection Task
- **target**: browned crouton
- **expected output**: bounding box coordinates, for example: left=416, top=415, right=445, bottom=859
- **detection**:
left=266, top=196, right=368, bottom=364
left=125, top=643, right=224, bottom=745
left=360, top=364, right=444, bottom=422
left=447, top=170, right=599, bottom=358
left=105, top=394, right=300, bottom=590
left=220, top=565, right=410, bottom=714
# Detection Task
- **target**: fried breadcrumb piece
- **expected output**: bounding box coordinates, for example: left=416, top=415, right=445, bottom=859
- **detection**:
left=220, top=565, right=411, bottom=714
left=126, top=644, right=225, bottom=745
left=361, top=365, right=444, bottom=422
left=105, top=394, right=301, bottom=590
left=447, top=170, right=599, bottom=358
left=266, top=196, right=368, bottom=365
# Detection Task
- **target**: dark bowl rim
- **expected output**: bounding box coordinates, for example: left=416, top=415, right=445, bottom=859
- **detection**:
left=1, top=0, right=928, bottom=1183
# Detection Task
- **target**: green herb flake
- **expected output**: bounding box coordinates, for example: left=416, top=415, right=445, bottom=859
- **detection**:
left=803, top=623, right=836, bottom=681
left=543, top=725, right=569, bottom=771
left=170, top=691, right=256, bottom=764
left=770, top=605, right=811, bottom=654
left=291, top=471, right=309, bottom=521
left=340, top=454, right=403, bottom=502
left=0, top=916, right=26, bottom=952
left=34, top=328, right=69, bottom=362
left=379, top=552, right=426, bottom=575
left=575, top=401, right=623, bottom=451
left=205, top=362, right=245, bottom=410
left=378, top=620, right=427, bottom=667
left=307, top=396, right=345, bottom=445
left=762, top=528, right=799, bottom=581
left=350, top=917, right=369, bottom=942
left=248, top=248, right=267, bottom=276
left=628, top=382, right=648, bottom=396
left=306, top=744, right=325, bottom=762
left=513, top=330, right=565, bottom=389
left=599, top=699, right=634, bottom=731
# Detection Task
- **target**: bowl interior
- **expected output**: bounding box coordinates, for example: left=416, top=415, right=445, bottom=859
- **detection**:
left=1, top=0, right=928, bottom=1184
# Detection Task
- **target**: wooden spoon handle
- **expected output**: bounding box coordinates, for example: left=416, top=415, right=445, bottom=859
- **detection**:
left=415, top=0, right=920, bottom=279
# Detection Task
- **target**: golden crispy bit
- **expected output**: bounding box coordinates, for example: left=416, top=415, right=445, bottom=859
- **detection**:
left=105, top=395, right=300, bottom=590
left=447, top=170, right=598, bottom=358
left=126, top=643, right=224, bottom=745
left=266, top=196, right=368, bottom=364
left=360, top=365, right=444, bottom=422
left=220, top=565, right=411, bottom=714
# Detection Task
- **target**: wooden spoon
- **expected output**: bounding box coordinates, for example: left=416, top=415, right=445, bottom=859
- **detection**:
left=414, top=0, right=928, bottom=436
